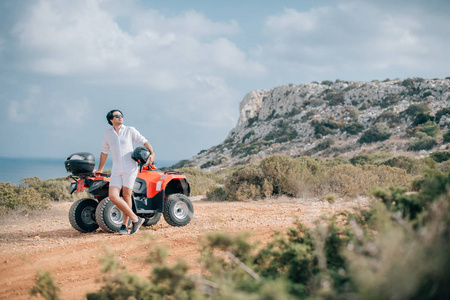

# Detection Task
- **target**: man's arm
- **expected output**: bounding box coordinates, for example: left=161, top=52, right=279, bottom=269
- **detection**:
left=144, top=142, right=155, bottom=165
left=95, top=152, right=108, bottom=174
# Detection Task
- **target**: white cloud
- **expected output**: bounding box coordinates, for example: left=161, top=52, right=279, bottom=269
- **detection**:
left=130, top=9, right=241, bottom=38
left=8, top=86, right=41, bottom=122
left=265, top=7, right=322, bottom=35
left=8, top=85, right=91, bottom=129
left=11, top=0, right=264, bottom=90
left=13, top=0, right=137, bottom=75
left=259, top=0, right=450, bottom=79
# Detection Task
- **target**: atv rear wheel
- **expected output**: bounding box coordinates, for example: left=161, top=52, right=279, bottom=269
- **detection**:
left=163, top=193, right=194, bottom=227
left=69, top=198, right=99, bottom=233
left=95, top=198, right=127, bottom=233
left=142, top=213, right=161, bottom=227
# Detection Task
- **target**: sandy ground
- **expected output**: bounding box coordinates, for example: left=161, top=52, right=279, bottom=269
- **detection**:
left=0, top=195, right=369, bottom=299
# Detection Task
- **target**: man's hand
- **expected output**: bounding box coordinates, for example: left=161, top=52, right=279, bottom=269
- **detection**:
left=145, top=154, right=155, bottom=166
left=143, top=142, right=155, bottom=166
left=96, top=152, right=108, bottom=176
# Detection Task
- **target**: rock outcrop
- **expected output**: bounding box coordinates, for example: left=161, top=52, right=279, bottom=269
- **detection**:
left=179, top=78, right=450, bottom=170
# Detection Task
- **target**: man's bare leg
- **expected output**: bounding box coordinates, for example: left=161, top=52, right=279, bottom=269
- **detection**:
left=109, top=186, right=139, bottom=223
left=121, top=186, right=134, bottom=226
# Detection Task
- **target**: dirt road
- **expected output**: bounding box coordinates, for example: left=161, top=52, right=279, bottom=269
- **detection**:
left=0, top=196, right=369, bottom=299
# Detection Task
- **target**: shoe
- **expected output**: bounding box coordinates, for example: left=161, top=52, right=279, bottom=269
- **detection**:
left=119, top=224, right=129, bottom=235
left=130, top=217, right=144, bottom=235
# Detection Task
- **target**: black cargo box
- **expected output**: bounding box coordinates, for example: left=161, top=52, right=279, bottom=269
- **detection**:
left=65, top=152, right=95, bottom=175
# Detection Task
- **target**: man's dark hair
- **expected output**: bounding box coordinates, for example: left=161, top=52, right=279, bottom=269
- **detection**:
left=106, top=109, right=123, bottom=126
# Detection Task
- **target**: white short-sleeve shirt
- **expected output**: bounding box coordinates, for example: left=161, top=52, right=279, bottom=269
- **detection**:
left=101, top=125, right=148, bottom=175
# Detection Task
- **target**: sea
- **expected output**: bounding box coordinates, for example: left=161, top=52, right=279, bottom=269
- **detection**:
left=0, top=157, right=179, bottom=185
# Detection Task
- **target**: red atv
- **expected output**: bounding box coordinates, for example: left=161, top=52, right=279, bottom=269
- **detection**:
left=64, top=151, right=193, bottom=233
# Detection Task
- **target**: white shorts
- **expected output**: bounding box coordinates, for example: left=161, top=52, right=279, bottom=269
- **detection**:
left=110, top=173, right=137, bottom=189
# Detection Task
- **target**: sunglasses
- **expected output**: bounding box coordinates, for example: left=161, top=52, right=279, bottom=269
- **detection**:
left=113, top=114, right=123, bottom=118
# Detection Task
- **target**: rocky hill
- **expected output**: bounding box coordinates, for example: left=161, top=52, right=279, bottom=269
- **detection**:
left=179, top=77, right=450, bottom=170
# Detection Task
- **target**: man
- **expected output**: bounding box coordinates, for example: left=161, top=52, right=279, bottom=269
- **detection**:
left=95, top=109, right=155, bottom=235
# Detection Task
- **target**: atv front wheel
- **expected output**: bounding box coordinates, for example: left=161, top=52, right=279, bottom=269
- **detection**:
left=69, top=198, right=99, bottom=233
left=163, top=193, right=194, bottom=227
left=95, top=198, right=126, bottom=233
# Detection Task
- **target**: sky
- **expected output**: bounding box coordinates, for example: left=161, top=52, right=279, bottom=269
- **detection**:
left=0, top=0, right=449, bottom=163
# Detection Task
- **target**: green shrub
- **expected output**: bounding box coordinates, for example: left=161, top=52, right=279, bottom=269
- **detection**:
left=212, top=154, right=412, bottom=200
left=349, top=152, right=393, bottom=166
left=260, top=155, right=305, bottom=196
left=358, top=123, right=391, bottom=144
left=0, top=182, right=49, bottom=215
left=403, top=103, right=431, bottom=117
left=87, top=246, right=200, bottom=300
left=381, top=156, right=433, bottom=175
left=323, top=90, right=345, bottom=106
left=227, top=155, right=302, bottom=199
left=320, top=164, right=410, bottom=198
left=443, top=130, right=450, bottom=143
left=412, top=113, right=435, bottom=126
left=301, top=109, right=318, bottom=122
left=348, top=107, right=359, bottom=120
left=314, top=119, right=342, bottom=138
left=348, top=200, right=450, bottom=299
left=314, top=124, right=336, bottom=137
left=374, top=169, right=449, bottom=220
left=170, top=159, right=193, bottom=169
left=321, top=80, right=333, bottom=86
left=232, top=140, right=270, bottom=157
left=372, top=185, right=422, bottom=220
left=409, top=132, right=437, bottom=151
left=314, top=137, right=335, bottom=151
left=200, top=156, right=227, bottom=169
left=20, top=177, right=74, bottom=202
left=377, top=110, right=401, bottom=127
left=206, top=186, right=227, bottom=201
left=0, top=176, right=105, bottom=215
left=30, top=269, right=61, bottom=300
left=343, top=122, right=364, bottom=135
left=401, top=78, right=415, bottom=88
left=430, top=151, right=450, bottom=163
left=222, top=164, right=265, bottom=201
left=380, top=94, right=401, bottom=108
left=310, top=98, right=324, bottom=107
left=178, top=168, right=222, bottom=196
left=241, top=131, right=254, bottom=143
left=422, top=90, right=432, bottom=97
left=263, top=120, right=298, bottom=143
left=415, top=169, right=450, bottom=203
left=287, top=107, right=303, bottom=117
left=246, top=115, right=259, bottom=127
left=436, top=107, right=450, bottom=123
left=215, top=155, right=327, bottom=200
left=415, top=121, right=440, bottom=137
